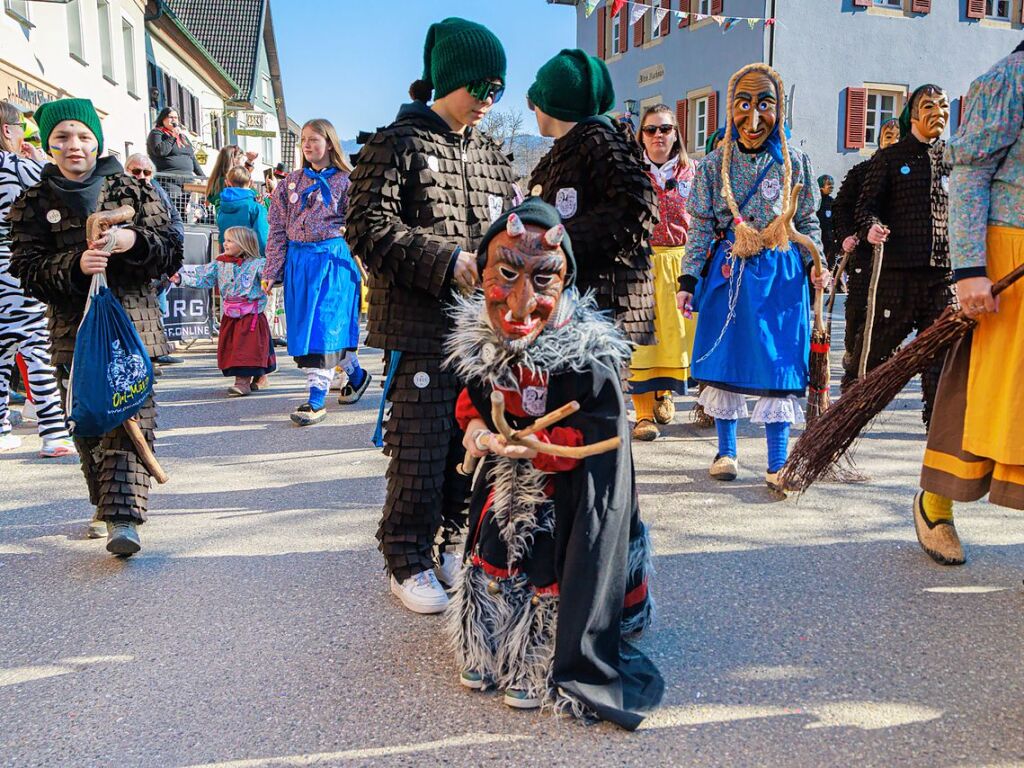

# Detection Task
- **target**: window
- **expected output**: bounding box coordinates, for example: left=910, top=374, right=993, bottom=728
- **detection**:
left=986, top=0, right=1010, bottom=19
left=5, top=0, right=30, bottom=25
left=262, top=136, right=273, bottom=165
left=122, top=18, right=137, bottom=95
left=650, top=11, right=662, bottom=39
left=97, top=1, right=114, bottom=81
left=261, top=75, right=272, bottom=105
left=694, top=96, right=709, bottom=151
left=67, top=0, right=85, bottom=61
left=874, top=0, right=902, bottom=6
left=210, top=113, right=223, bottom=150
left=865, top=88, right=903, bottom=146
left=698, top=0, right=713, bottom=13
left=611, top=10, right=622, bottom=54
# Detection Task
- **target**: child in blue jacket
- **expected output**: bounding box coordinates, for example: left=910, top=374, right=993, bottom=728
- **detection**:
left=216, top=167, right=268, bottom=255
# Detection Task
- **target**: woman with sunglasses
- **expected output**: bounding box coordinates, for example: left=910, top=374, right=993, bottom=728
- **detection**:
left=346, top=17, right=517, bottom=615
left=628, top=104, right=697, bottom=442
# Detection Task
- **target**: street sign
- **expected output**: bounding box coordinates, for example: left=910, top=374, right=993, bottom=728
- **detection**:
left=236, top=110, right=276, bottom=138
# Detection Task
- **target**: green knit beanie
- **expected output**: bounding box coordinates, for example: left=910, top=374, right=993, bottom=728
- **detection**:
left=528, top=49, right=615, bottom=123
left=34, top=98, right=103, bottom=156
left=420, top=17, right=507, bottom=100
left=476, top=196, right=576, bottom=284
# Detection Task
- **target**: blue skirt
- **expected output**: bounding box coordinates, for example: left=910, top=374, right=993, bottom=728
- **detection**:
left=692, top=235, right=809, bottom=396
left=283, top=237, right=361, bottom=359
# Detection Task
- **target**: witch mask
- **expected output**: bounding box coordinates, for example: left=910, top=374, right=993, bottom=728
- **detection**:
left=732, top=70, right=778, bottom=151
left=911, top=89, right=949, bottom=141
left=482, top=213, right=568, bottom=347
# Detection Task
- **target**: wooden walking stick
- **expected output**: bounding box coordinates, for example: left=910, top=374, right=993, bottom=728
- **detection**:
left=85, top=206, right=170, bottom=485
left=859, top=242, right=885, bottom=379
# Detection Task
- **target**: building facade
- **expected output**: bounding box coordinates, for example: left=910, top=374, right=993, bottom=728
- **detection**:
left=2, top=0, right=150, bottom=160
left=565, top=0, right=1021, bottom=179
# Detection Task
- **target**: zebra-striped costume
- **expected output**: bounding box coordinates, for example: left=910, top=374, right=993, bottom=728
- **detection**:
left=0, top=151, right=69, bottom=442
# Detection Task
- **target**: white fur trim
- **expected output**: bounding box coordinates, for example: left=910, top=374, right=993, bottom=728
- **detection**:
left=750, top=395, right=806, bottom=425
left=697, top=387, right=750, bottom=420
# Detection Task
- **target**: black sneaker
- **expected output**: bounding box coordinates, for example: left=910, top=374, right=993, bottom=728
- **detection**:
left=338, top=371, right=372, bottom=405
left=290, top=403, right=326, bottom=426
left=154, top=355, right=184, bottom=364
left=106, top=520, right=141, bottom=556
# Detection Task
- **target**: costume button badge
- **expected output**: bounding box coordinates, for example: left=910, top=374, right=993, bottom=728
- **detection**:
left=413, top=371, right=430, bottom=388
left=427, top=156, right=440, bottom=173
left=46, top=210, right=62, bottom=224
left=288, top=182, right=297, bottom=190
left=760, top=177, right=781, bottom=201
left=900, top=165, right=911, bottom=175
left=487, top=194, right=503, bottom=223
left=481, top=343, right=497, bottom=364
left=555, top=188, right=578, bottom=219
left=289, top=192, right=299, bottom=203
left=941, top=175, right=949, bottom=192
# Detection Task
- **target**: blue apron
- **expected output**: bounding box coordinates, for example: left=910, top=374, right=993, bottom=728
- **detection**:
left=283, top=237, right=361, bottom=358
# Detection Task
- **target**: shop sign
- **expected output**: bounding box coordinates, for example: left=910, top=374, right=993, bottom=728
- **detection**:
left=638, top=64, right=665, bottom=88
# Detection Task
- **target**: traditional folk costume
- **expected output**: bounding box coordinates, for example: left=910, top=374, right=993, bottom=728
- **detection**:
left=178, top=253, right=276, bottom=387
left=346, top=18, right=517, bottom=600
left=0, top=149, right=74, bottom=454
left=265, top=165, right=365, bottom=425
left=445, top=198, right=662, bottom=728
left=848, top=90, right=953, bottom=426
left=915, top=47, right=1024, bottom=564
left=8, top=99, right=180, bottom=553
left=682, top=64, right=823, bottom=488
left=629, top=153, right=696, bottom=439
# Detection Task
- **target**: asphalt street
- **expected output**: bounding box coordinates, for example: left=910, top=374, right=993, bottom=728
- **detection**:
left=2, top=301, right=1023, bottom=768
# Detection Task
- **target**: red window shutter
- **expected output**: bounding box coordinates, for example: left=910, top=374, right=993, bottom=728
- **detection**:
left=958, top=96, right=967, bottom=129
left=853, top=0, right=870, bottom=7
left=844, top=87, right=867, bottom=150
left=911, top=0, right=930, bottom=11
left=597, top=9, right=606, bottom=59
left=707, top=91, right=719, bottom=137
left=711, top=0, right=723, bottom=15
left=634, top=10, right=645, bottom=46
left=620, top=5, right=629, bottom=52
left=661, top=0, right=672, bottom=35
left=966, top=0, right=985, bottom=18
left=676, top=99, right=689, bottom=149
left=678, top=0, right=690, bottom=27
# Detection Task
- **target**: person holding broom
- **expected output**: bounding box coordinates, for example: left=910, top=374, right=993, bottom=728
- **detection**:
left=913, top=43, right=1024, bottom=565
left=8, top=98, right=180, bottom=555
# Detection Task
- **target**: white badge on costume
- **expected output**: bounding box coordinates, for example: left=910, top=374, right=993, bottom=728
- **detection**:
left=413, top=371, right=430, bottom=389
left=555, top=187, right=578, bottom=219
left=487, top=194, right=503, bottom=223
left=481, top=343, right=497, bottom=364
left=427, top=156, right=440, bottom=173
left=288, top=182, right=297, bottom=190
left=825, top=210, right=832, bottom=218
left=289, top=192, right=299, bottom=204
left=676, top=179, right=692, bottom=199
left=46, top=209, right=61, bottom=224
left=760, top=177, right=781, bottom=201
left=522, top=386, right=548, bottom=417
left=941, top=175, right=950, bottom=193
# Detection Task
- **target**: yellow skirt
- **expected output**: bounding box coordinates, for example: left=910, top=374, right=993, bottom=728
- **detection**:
left=630, top=245, right=696, bottom=394
left=963, top=225, right=1024, bottom=465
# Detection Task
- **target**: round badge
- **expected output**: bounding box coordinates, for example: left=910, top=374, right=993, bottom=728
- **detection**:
left=288, top=182, right=297, bottom=190
left=427, top=156, right=440, bottom=173
left=46, top=209, right=61, bottom=224
left=289, top=192, right=299, bottom=204
left=413, top=371, right=430, bottom=389
left=481, top=343, right=497, bottom=364
left=941, top=175, right=950, bottom=192
left=760, top=177, right=781, bottom=201
left=825, top=210, right=832, bottom=218
left=900, top=165, right=911, bottom=176
left=722, top=262, right=733, bottom=279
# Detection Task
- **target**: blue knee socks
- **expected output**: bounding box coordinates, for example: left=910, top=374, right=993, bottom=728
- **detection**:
left=308, top=386, right=327, bottom=411
left=766, top=422, right=791, bottom=473
left=715, top=418, right=737, bottom=459
left=342, top=354, right=366, bottom=389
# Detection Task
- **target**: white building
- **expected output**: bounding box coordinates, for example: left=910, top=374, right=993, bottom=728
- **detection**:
left=1, top=0, right=150, bottom=160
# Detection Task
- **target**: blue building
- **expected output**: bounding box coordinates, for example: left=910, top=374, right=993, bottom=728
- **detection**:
left=553, top=0, right=1020, bottom=180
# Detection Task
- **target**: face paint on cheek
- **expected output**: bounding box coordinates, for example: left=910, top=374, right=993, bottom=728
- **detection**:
left=90, top=147, right=98, bottom=156
left=50, top=144, right=63, bottom=155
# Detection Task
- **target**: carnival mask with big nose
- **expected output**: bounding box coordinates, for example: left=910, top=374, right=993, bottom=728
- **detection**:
left=732, top=71, right=778, bottom=151
left=911, top=90, right=949, bottom=141
left=483, top=214, right=568, bottom=346
left=879, top=121, right=900, bottom=149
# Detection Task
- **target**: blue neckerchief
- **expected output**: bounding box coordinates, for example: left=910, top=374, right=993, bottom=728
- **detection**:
left=300, top=167, right=339, bottom=211
left=730, top=121, right=791, bottom=165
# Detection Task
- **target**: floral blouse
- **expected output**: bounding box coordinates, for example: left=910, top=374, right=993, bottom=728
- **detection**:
left=179, top=258, right=268, bottom=313
left=646, top=154, right=695, bottom=248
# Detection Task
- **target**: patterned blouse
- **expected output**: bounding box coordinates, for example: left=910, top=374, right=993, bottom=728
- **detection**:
left=683, top=143, right=822, bottom=278
left=264, top=168, right=350, bottom=282
left=180, top=258, right=268, bottom=313
left=947, top=50, right=1024, bottom=278
left=646, top=154, right=695, bottom=248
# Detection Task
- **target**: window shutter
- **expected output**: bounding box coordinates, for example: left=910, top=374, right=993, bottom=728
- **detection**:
left=844, top=87, right=867, bottom=150
left=597, top=9, right=607, bottom=59
left=634, top=9, right=645, bottom=46
left=661, top=0, right=672, bottom=35
left=711, top=0, right=723, bottom=15
left=958, top=96, right=967, bottom=130
left=853, top=0, right=871, bottom=7
left=706, top=90, right=719, bottom=139
left=678, top=0, right=691, bottom=27
left=965, top=0, right=985, bottom=18
left=676, top=99, right=689, bottom=150
left=911, top=0, right=930, bottom=11
left=620, top=5, right=629, bottom=52
left=192, top=94, right=201, bottom=133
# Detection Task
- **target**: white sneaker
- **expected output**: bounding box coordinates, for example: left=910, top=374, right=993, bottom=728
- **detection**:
left=0, top=432, right=22, bottom=451
left=390, top=570, right=450, bottom=614
left=20, top=401, right=37, bottom=423
left=435, top=552, right=463, bottom=588
left=709, top=454, right=739, bottom=481
left=40, top=437, right=76, bottom=458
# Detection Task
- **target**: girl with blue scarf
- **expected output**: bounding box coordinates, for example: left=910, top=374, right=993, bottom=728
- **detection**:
left=264, top=119, right=369, bottom=426
left=678, top=63, right=826, bottom=491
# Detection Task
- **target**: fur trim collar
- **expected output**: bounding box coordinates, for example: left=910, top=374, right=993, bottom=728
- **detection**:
left=445, top=288, right=631, bottom=392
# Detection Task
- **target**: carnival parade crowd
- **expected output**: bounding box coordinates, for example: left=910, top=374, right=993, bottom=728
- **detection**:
left=1, top=15, right=1021, bottom=732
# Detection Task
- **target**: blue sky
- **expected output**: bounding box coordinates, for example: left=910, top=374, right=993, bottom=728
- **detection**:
left=272, top=0, right=577, bottom=140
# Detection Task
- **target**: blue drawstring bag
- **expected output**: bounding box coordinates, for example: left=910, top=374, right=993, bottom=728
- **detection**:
left=68, top=273, right=154, bottom=437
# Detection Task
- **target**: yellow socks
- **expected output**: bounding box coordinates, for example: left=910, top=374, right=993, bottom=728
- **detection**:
left=921, top=491, right=954, bottom=524
left=633, top=392, right=656, bottom=422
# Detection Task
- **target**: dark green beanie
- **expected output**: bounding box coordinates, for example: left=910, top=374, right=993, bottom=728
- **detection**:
left=421, top=17, right=506, bottom=100
left=35, top=98, right=103, bottom=156
left=476, top=196, right=576, bottom=284
left=898, top=84, right=943, bottom=140
left=528, top=49, right=615, bottom=123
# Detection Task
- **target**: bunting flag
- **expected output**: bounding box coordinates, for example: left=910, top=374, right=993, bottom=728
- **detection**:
left=589, top=1, right=774, bottom=28
left=610, top=0, right=626, bottom=15
left=721, top=16, right=741, bottom=32
left=654, top=7, right=668, bottom=27
left=747, top=17, right=758, bottom=29
left=712, top=15, right=724, bottom=25
left=630, top=2, right=648, bottom=26
left=585, top=0, right=600, bottom=17
left=694, top=13, right=706, bottom=21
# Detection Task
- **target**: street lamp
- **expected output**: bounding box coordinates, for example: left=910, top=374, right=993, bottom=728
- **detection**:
left=621, top=98, right=638, bottom=131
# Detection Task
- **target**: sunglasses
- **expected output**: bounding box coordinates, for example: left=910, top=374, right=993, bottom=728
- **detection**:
left=466, top=79, right=504, bottom=104
left=129, top=167, right=154, bottom=177
left=642, top=124, right=676, bottom=136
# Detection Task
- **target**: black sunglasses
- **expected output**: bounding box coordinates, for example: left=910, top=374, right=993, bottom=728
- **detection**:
left=466, top=79, right=504, bottom=104
left=129, top=167, right=154, bottom=177
left=642, top=124, right=675, bottom=136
